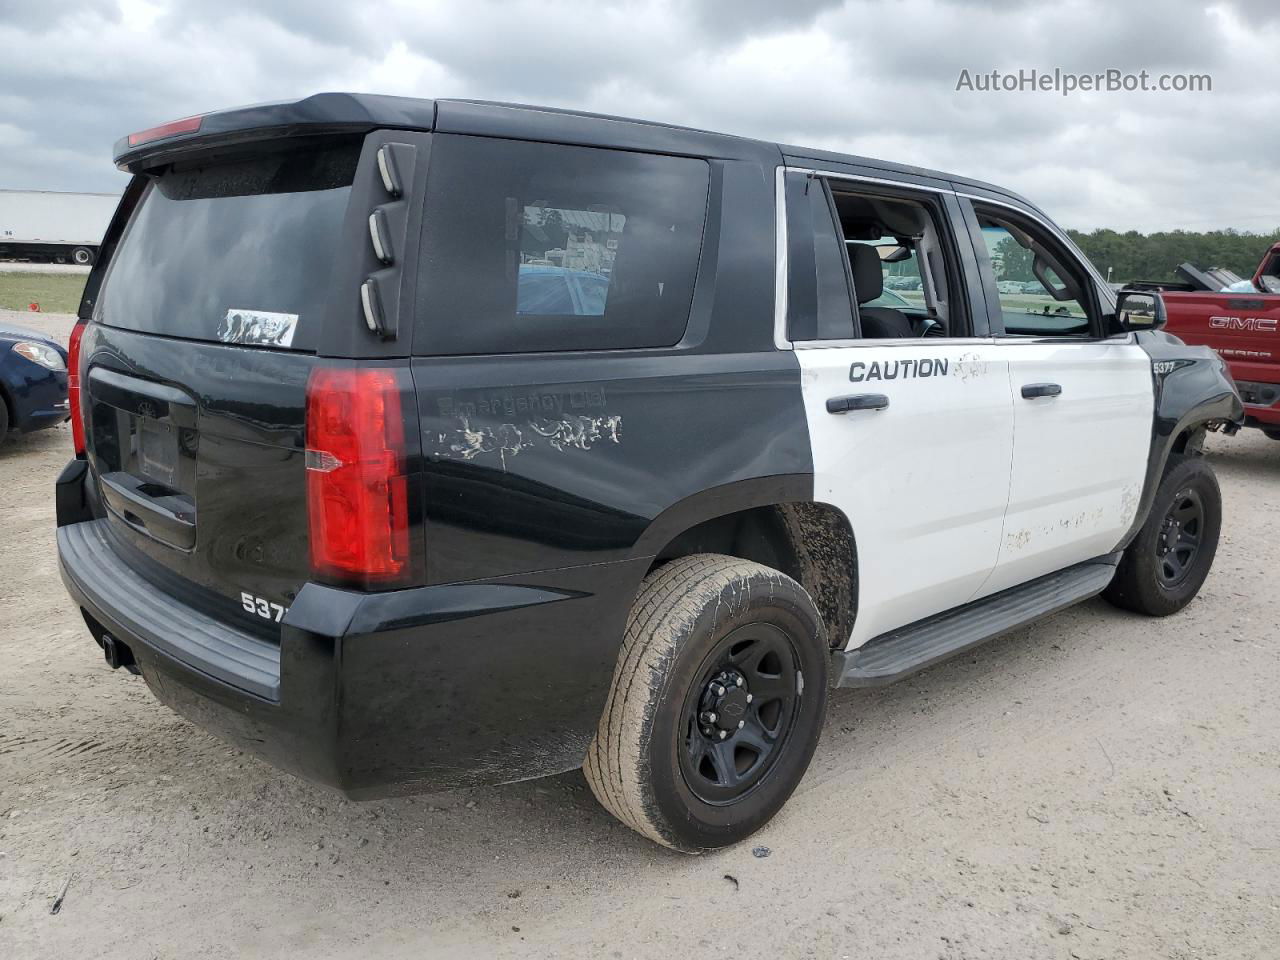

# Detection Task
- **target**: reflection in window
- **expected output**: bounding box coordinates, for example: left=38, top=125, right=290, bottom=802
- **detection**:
left=416, top=136, right=709, bottom=355
left=517, top=205, right=624, bottom=316
left=981, top=225, right=1090, bottom=337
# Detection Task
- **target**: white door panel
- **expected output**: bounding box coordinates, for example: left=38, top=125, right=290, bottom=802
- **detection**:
left=980, top=340, right=1153, bottom=596
left=796, top=341, right=1015, bottom=649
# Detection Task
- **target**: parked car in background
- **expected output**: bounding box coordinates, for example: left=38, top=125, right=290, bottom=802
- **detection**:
left=0, top=190, right=119, bottom=265
left=863, top=287, right=911, bottom=310
left=517, top=265, right=611, bottom=316
left=1, top=322, right=68, bottom=440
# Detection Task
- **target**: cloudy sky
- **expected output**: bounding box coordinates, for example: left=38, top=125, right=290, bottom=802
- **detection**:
left=0, top=0, right=1275, bottom=233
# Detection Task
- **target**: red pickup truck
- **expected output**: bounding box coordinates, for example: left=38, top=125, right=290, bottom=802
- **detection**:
left=1138, top=243, right=1280, bottom=440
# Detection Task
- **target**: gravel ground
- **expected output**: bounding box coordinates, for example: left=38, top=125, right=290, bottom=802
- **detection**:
left=2, top=310, right=1278, bottom=959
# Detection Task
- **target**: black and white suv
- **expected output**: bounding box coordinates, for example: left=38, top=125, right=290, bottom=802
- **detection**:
left=56, top=94, right=1244, bottom=852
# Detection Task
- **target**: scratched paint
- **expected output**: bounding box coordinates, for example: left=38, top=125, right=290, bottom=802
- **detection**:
left=952, top=351, right=989, bottom=382
left=437, top=414, right=622, bottom=470
left=529, top=415, right=622, bottom=451
left=1004, top=506, right=1109, bottom=552
left=1119, top=483, right=1141, bottom=528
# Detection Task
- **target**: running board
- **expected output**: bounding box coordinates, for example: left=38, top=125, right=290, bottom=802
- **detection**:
left=833, top=556, right=1120, bottom=688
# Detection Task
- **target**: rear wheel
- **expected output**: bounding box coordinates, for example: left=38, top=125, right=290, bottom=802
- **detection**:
left=584, top=554, right=828, bottom=853
left=1104, top=455, right=1221, bottom=616
left=71, top=247, right=94, bottom=266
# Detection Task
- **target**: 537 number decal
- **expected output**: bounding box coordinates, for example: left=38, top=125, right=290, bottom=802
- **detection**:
left=241, top=592, right=287, bottom=623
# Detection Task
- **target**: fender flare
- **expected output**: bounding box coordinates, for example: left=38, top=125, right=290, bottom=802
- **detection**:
left=1116, top=334, right=1244, bottom=551
left=631, top=474, right=814, bottom=559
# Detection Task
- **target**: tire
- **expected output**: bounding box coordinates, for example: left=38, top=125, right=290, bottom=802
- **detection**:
left=1104, top=455, right=1221, bottom=617
left=1263, top=428, right=1280, bottom=442
left=583, top=554, right=829, bottom=853
left=71, top=247, right=94, bottom=266
left=0, top=393, right=9, bottom=441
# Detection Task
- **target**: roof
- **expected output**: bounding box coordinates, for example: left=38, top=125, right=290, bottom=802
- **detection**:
left=112, top=92, right=1039, bottom=214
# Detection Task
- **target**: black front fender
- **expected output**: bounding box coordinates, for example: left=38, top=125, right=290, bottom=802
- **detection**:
left=1116, top=331, right=1244, bottom=551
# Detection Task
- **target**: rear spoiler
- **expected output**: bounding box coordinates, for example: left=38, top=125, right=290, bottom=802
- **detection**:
left=113, top=92, right=436, bottom=173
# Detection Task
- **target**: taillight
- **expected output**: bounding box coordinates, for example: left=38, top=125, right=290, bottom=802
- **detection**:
left=305, top=367, right=410, bottom=587
left=67, top=321, right=87, bottom=455
left=127, top=115, right=203, bottom=147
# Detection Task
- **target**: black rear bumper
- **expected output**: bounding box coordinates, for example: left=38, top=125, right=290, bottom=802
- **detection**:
left=57, top=510, right=641, bottom=798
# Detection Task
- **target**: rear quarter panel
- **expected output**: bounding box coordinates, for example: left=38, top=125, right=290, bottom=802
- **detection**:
left=410, top=146, right=815, bottom=585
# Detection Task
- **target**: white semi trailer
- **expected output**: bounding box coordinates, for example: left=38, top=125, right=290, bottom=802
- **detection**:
left=0, top=189, right=120, bottom=265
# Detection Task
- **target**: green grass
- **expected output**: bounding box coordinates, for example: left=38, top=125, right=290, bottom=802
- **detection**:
left=0, top=272, right=88, bottom=315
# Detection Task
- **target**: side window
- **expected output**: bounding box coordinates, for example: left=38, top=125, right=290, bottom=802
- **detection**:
left=1259, top=251, right=1280, bottom=294
left=785, top=176, right=968, bottom=342
left=416, top=136, right=710, bottom=354
left=977, top=213, right=1095, bottom=338
left=828, top=185, right=965, bottom=339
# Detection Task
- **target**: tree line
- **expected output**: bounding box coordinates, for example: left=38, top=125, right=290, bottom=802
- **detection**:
left=1064, top=227, right=1280, bottom=284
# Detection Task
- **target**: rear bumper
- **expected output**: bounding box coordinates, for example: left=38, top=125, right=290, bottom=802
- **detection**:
left=1244, top=411, right=1280, bottom=429
left=57, top=511, right=642, bottom=798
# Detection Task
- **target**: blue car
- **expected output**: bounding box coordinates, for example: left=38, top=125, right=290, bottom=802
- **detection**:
left=517, top=264, right=611, bottom=316
left=0, top=322, right=69, bottom=439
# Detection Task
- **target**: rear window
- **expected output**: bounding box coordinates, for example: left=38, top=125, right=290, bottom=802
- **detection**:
left=416, top=135, right=710, bottom=354
left=95, top=140, right=359, bottom=350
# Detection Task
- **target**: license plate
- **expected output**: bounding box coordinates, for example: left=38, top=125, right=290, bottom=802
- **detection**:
left=138, top=417, right=178, bottom=487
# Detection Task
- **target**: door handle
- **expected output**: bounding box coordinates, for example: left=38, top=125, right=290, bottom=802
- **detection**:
left=1021, top=382, right=1063, bottom=399
left=826, top=393, right=890, bottom=414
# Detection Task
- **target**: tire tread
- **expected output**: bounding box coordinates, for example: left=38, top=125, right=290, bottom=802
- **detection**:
left=1104, top=454, right=1221, bottom=617
left=583, top=554, right=791, bottom=850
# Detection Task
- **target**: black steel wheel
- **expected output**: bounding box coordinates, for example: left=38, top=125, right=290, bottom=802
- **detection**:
left=584, top=554, right=829, bottom=852
left=678, top=623, right=802, bottom=805
left=1105, top=455, right=1221, bottom=617
left=1156, top=487, right=1205, bottom=588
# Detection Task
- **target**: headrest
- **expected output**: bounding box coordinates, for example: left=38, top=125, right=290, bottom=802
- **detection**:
left=849, top=244, right=883, bottom=304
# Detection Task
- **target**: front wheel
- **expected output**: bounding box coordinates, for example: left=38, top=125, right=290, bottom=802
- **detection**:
left=71, top=247, right=94, bottom=266
left=584, top=554, right=829, bottom=853
left=1104, top=455, right=1222, bottom=616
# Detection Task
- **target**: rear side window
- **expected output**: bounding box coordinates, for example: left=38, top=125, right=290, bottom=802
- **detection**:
left=95, top=140, right=360, bottom=350
left=416, top=136, right=710, bottom=354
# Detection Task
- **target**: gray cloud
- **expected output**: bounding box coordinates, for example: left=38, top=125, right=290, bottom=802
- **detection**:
left=0, top=0, right=1274, bottom=233
left=688, top=0, right=846, bottom=40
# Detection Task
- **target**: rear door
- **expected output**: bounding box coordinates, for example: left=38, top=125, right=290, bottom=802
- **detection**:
left=784, top=169, right=1016, bottom=649
left=962, top=198, right=1152, bottom=596
left=81, top=134, right=408, bottom=631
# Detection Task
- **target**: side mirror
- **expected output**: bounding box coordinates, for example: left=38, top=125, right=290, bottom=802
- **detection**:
left=1115, top=289, right=1166, bottom=331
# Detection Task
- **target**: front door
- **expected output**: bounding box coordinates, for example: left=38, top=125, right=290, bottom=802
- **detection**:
left=967, top=204, right=1153, bottom=597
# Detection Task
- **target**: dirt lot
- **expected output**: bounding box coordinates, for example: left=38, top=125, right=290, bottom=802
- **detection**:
left=2, top=309, right=1278, bottom=959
